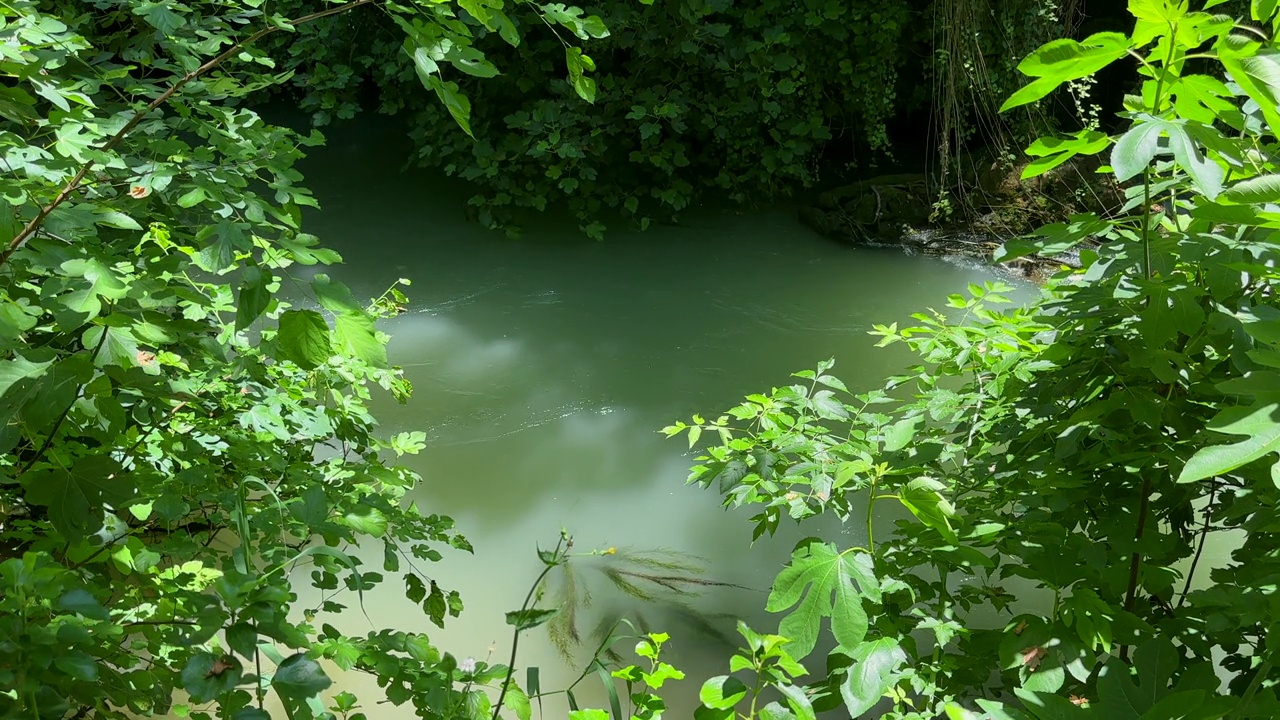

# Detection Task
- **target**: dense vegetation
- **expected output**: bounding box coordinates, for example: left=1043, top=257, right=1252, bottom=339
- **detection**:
left=4, top=1, right=1280, bottom=720
left=0, top=0, right=602, bottom=717
left=259, top=0, right=1081, bottom=236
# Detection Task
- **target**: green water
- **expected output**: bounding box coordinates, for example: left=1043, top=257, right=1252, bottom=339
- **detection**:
left=285, top=118, right=1010, bottom=716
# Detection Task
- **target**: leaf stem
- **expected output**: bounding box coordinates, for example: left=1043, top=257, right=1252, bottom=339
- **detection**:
left=1120, top=474, right=1154, bottom=662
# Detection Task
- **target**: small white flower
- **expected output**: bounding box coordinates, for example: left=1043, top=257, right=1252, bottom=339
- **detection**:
left=459, top=657, right=477, bottom=674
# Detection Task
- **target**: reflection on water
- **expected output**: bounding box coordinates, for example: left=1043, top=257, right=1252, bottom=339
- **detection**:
left=283, top=114, right=1007, bottom=717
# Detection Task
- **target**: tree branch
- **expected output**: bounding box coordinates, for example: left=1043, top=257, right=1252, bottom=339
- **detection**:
left=0, top=0, right=377, bottom=266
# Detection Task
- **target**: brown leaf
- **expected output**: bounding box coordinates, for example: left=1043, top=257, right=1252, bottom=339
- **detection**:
left=1021, top=645, right=1048, bottom=672
left=206, top=656, right=234, bottom=678
left=136, top=350, right=156, bottom=367
left=129, top=185, right=150, bottom=199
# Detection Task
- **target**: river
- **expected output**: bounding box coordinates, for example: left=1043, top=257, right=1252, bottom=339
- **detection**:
left=283, top=116, right=1008, bottom=717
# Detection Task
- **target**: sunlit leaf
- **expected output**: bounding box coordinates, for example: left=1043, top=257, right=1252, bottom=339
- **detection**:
left=275, top=310, right=331, bottom=370
left=1178, top=402, right=1280, bottom=483
left=766, top=541, right=878, bottom=658
left=840, top=638, right=907, bottom=717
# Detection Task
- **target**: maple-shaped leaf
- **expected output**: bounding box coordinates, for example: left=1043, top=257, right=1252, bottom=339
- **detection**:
left=1094, top=637, right=1182, bottom=719
left=766, top=540, right=879, bottom=659
left=1178, top=402, right=1280, bottom=484
left=21, top=454, right=132, bottom=540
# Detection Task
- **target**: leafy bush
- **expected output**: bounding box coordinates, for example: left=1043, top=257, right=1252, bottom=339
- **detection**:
left=661, top=1, right=1280, bottom=717
left=260, top=0, right=1074, bottom=237
left=0, top=0, right=602, bottom=717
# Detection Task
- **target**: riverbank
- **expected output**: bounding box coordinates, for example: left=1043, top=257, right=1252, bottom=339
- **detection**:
left=798, top=153, right=1122, bottom=280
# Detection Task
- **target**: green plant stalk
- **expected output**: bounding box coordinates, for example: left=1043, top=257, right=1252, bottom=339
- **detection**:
left=1121, top=22, right=1179, bottom=660
left=1178, top=482, right=1219, bottom=608
left=746, top=655, right=767, bottom=720
left=491, top=536, right=566, bottom=720
left=867, top=474, right=878, bottom=554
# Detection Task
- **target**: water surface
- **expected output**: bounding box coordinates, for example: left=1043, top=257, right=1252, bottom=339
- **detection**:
left=288, top=117, right=1005, bottom=716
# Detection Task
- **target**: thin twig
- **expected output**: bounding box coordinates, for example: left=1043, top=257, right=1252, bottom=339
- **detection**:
left=1178, top=483, right=1218, bottom=609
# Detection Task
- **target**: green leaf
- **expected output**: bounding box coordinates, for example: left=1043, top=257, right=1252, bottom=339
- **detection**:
left=0, top=352, right=54, bottom=423
left=758, top=703, right=798, bottom=720
left=236, top=267, right=272, bottom=330
left=505, top=608, right=559, bottom=630
left=134, top=1, right=185, bottom=32
left=1021, top=130, right=1111, bottom=179
left=54, top=650, right=100, bottom=681
left=22, top=353, right=92, bottom=431
left=333, top=311, right=387, bottom=368
left=1096, top=638, right=1179, bottom=717
left=840, top=638, right=907, bottom=717
left=898, top=477, right=957, bottom=542
left=311, top=274, right=363, bottom=315
left=427, top=76, right=473, bottom=138
left=1110, top=120, right=1163, bottom=182
left=21, top=455, right=131, bottom=540
left=226, top=623, right=258, bottom=659
left=292, top=485, right=327, bottom=526
left=1172, top=74, right=1236, bottom=125
left=811, top=389, right=849, bottom=420
left=699, top=675, right=748, bottom=710
left=176, top=187, right=207, bottom=208
left=272, top=653, right=332, bottom=699
left=1165, top=126, right=1223, bottom=199
left=504, top=686, right=532, bottom=720
left=1219, top=47, right=1280, bottom=136
left=342, top=506, right=387, bottom=536
left=60, top=258, right=128, bottom=318
left=994, top=213, right=1108, bottom=263
left=275, top=310, right=331, bottom=370
left=56, top=588, right=109, bottom=620
left=92, top=209, right=142, bottom=231
left=1223, top=174, right=1280, bottom=204
left=565, top=47, right=597, bottom=103
left=594, top=660, right=622, bottom=720
left=882, top=417, right=918, bottom=452
left=777, top=684, right=817, bottom=720
left=1021, top=151, right=1079, bottom=180
left=194, top=222, right=246, bottom=273
left=1001, top=33, right=1130, bottom=111
left=973, top=700, right=1032, bottom=720
left=766, top=542, right=878, bottom=658
left=1178, top=402, right=1280, bottom=483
